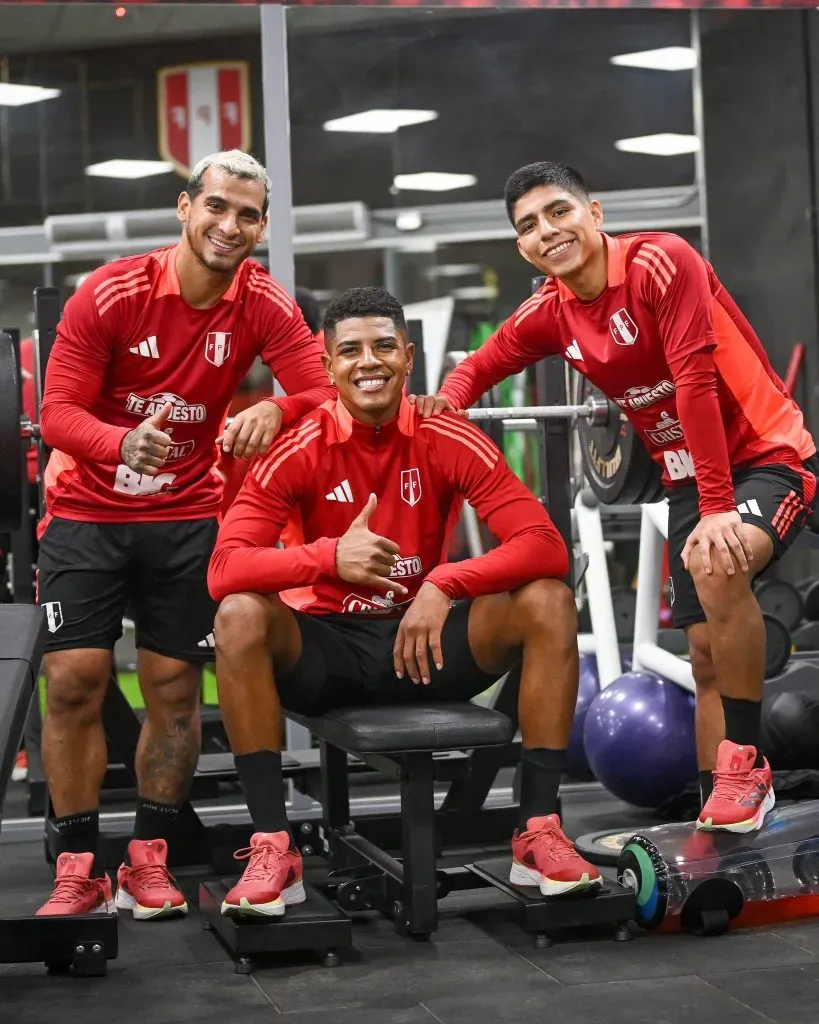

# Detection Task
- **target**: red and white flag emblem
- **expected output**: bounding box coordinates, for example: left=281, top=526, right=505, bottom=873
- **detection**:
left=205, top=332, right=232, bottom=368
left=609, top=308, right=639, bottom=346
left=158, top=61, right=251, bottom=179
left=400, top=469, right=422, bottom=508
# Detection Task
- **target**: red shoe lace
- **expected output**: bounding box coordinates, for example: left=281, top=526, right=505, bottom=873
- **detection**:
left=233, top=843, right=286, bottom=882
left=128, top=861, right=178, bottom=892
left=48, top=874, right=105, bottom=907
left=710, top=769, right=752, bottom=803
left=529, top=826, right=582, bottom=863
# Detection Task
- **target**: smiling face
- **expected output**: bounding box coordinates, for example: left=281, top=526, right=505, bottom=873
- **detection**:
left=512, top=183, right=605, bottom=285
left=177, top=165, right=268, bottom=275
left=323, top=316, right=414, bottom=425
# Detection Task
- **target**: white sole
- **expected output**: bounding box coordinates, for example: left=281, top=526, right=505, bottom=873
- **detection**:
left=698, top=787, right=775, bottom=833
left=115, top=888, right=189, bottom=920
left=221, top=880, right=307, bottom=918
left=38, top=898, right=117, bottom=917
left=509, top=862, right=603, bottom=896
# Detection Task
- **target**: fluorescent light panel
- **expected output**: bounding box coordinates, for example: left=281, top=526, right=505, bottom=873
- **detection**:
left=393, top=172, right=477, bottom=193
left=85, top=159, right=175, bottom=180
left=0, top=83, right=61, bottom=107
left=615, top=133, right=700, bottom=156
left=611, top=47, right=697, bottom=71
left=323, top=109, right=438, bottom=134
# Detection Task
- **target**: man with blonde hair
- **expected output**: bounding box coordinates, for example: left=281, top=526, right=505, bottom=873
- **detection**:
left=35, top=149, right=329, bottom=920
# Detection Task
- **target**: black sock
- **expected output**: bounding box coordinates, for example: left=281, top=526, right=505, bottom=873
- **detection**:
left=518, top=747, right=566, bottom=831
left=132, top=797, right=180, bottom=843
left=52, top=810, right=104, bottom=876
left=234, top=750, right=292, bottom=838
left=699, top=769, right=714, bottom=806
left=721, top=696, right=764, bottom=767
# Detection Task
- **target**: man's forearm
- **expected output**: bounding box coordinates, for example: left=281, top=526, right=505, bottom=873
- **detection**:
left=268, top=386, right=336, bottom=429
left=674, top=368, right=734, bottom=516
left=207, top=537, right=338, bottom=602
left=40, top=402, right=129, bottom=465
left=425, top=529, right=569, bottom=600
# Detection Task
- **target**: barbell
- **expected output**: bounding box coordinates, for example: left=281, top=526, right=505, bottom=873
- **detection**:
left=467, top=396, right=610, bottom=427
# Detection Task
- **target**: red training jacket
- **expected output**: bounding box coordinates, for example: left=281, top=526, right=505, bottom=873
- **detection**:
left=208, top=397, right=569, bottom=614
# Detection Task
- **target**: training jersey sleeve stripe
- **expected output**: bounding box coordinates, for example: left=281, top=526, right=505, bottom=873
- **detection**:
left=96, top=279, right=152, bottom=317
left=93, top=267, right=150, bottom=304
left=247, top=282, right=294, bottom=319
left=419, top=420, right=498, bottom=470
left=514, top=292, right=548, bottom=328
left=253, top=423, right=322, bottom=489
left=632, top=256, right=672, bottom=297
left=419, top=415, right=499, bottom=465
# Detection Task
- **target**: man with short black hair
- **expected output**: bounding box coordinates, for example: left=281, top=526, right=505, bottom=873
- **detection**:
left=416, top=160, right=818, bottom=834
left=208, top=285, right=601, bottom=917
left=36, top=149, right=330, bottom=919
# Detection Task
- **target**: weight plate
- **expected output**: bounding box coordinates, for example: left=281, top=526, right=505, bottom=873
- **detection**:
left=755, top=580, right=804, bottom=632
left=575, top=828, right=638, bottom=867
left=801, top=579, right=819, bottom=622
left=577, top=379, right=664, bottom=506
left=618, top=835, right=687, bottom=930
left=0, top=332, right=24, bottom=533
left=763, top=613, right=792, bottom=679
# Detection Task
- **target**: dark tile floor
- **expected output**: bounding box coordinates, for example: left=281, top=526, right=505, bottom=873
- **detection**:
left=2, top=785, right=819, bottom=1024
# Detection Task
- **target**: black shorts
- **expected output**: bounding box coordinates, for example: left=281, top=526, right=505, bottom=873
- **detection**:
left=276, top=600, right=503, bottom=716
left=37, top=516, right=219, bottom=663
left=667, top=457, right=819, bottom=629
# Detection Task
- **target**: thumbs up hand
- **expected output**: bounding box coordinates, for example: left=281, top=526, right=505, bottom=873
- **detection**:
left=120, top=402, right=175, bottom=476
left=334, top=493, right=408, bottom=596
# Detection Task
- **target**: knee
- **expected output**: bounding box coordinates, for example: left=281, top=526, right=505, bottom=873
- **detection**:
left=688, top=549, right=750, bottom=609
left=215, top=592, right=273, bottom=655
left=513, top=579, right=578, bottom=644
left=44, top=655, right=107, bottom=720
left=689, top=636, right=717, bottom=689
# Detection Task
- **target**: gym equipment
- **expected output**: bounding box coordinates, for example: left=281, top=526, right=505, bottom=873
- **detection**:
left=792, top=620, right=819, bottom=650
left=759, top=690, right=819, bottom=770
left=467, top=394, right=609, bottom=428
left=0, top=604, right=117, bottom=976
left=575, top=378, right=665, bottom=506
left=617, top=801, right=819, bottom=936
left=755, top=579, right=803, bottom=632
left=583, top=671, right=698, bottom=809
left=565, top=653, right=600, bottom=777
left=0, top=332, right=25, bottom=532
left=610, top=586, right=637, bottom=643
left=763, top=613, right=793, bottom=679
left=200, top=697, right=635, bottom=971
left=799, top=579, right=819, bottom=621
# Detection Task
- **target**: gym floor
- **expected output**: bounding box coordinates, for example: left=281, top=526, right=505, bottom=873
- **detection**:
left=1, top=784, right=818, bottom=1024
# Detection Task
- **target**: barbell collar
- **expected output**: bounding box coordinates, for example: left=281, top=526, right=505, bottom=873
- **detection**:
left=20, top=417, right=41, bottom=441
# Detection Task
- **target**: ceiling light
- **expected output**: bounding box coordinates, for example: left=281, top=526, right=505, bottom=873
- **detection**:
left=615, top=133, right=700, bottom=156
left=611, top=47, right=697, bottom=71
left=396, top=210, right=423, bottom=232
left=323, top=109, right=438, bottom=134
left=85, top=159, right=175, bottom=180
left=0, top=83, right=61, bottom=107
left=393, top=172, right=477, bottom=193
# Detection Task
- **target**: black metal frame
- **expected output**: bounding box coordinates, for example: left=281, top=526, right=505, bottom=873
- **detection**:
left=316, top=738, right=492, bottom=936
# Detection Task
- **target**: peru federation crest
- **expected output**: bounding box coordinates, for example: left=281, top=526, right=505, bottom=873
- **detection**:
left=400, top=468, right=422, bottom=508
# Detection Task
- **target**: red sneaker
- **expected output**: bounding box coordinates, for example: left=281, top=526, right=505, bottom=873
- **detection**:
left=510, top=814, right=603, bottom=896
left=115, top=839, right=188, bottom=920
left=12, top=750, right=28, bottom=782
left=36, top=852, right=114, bottom=916
left=221, top=831, right=305, bottom=917
left=697, top=740, right=774, bottom=833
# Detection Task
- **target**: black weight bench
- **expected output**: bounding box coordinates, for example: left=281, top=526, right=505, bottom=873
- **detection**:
left=291, top=701, right=515, bottom=937
left=0, top=604, right=118, bottom=977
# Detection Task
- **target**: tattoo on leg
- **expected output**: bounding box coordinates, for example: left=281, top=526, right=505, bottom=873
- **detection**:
left=137, top=711, right=201, bottom=805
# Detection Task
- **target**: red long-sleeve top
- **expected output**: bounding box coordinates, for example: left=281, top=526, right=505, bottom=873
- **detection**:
left=208, top=396, right=569, bottom=614
left=39, top=245, right=329, bottom=524
left=440, top=233, right=815, bottom=516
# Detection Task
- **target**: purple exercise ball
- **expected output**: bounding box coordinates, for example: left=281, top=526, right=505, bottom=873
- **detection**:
left=583, top=671, right=698, bottom=808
